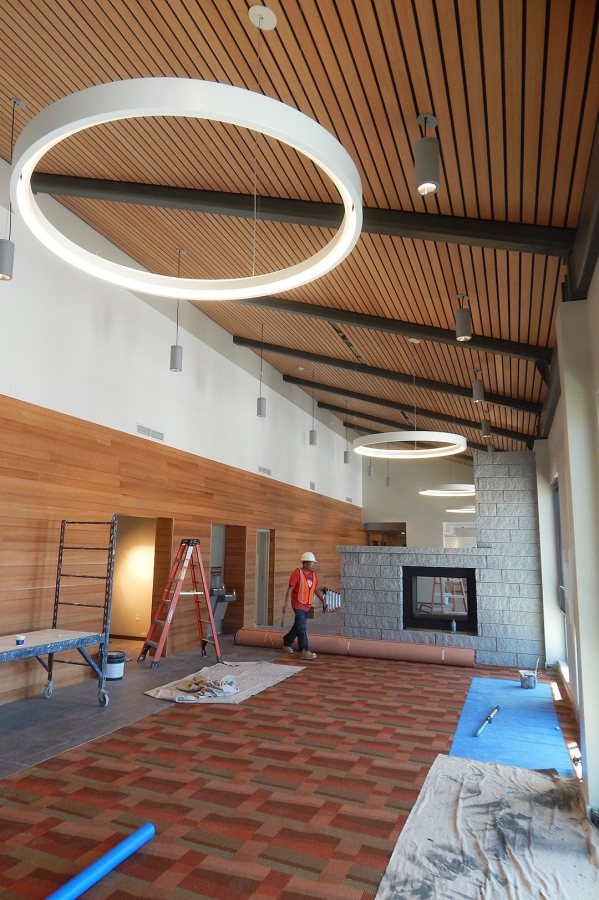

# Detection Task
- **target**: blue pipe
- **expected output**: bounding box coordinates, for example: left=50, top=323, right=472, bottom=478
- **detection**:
left=46, top=822, right=155, bottom=900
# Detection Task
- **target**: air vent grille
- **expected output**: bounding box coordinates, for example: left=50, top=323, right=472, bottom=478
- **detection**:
left=258, top=465, right=272, bottom=476
left=136, top=424, right=164, bottom=442
left=310, top=481, right=316, bottom=491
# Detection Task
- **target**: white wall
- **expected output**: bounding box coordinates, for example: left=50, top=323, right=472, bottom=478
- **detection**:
left=0, top=160, right=361, bottom=507
left=361, top=455, right=475, bottom=547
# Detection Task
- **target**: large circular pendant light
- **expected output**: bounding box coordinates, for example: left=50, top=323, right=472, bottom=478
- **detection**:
left=10, top=78, right=362, bottom=301
left=353, top=430, right=466, bottom=460
left=419, top=484, right=475, bottom=497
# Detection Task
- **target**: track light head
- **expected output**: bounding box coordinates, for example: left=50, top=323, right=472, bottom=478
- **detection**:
left=455, top=295, right=472, bottom=342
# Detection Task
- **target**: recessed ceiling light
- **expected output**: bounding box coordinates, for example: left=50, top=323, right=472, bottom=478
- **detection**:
left=407, top=337, right=421, bottom=344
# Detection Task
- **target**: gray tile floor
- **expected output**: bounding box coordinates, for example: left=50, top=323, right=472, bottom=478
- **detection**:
left=0, top=613, right=343, bottom=778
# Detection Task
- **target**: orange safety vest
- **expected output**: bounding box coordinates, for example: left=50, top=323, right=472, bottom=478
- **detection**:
left=291, top=568, right=317, bottom=609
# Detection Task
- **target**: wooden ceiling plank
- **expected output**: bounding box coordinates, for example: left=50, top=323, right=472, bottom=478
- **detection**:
left=536, top=0, right=573, bottom=226
left=503, top=0, right=524, bottom=222
left=480, top=0, right=507, bottom=220
left=521, top=0, right=547, bottom=224
left=447, top=0, right=490, bottom=219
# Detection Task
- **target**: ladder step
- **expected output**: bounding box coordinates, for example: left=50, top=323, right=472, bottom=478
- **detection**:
left=153, top=619, right=166, bottom=627
left=144, top=640, right=158, bottom=649
left=63, top=545, right=111, bottom=551
left=60, top=574, right=107, bottom=579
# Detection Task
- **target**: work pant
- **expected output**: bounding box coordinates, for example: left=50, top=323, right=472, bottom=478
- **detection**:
left=283, top=609, right=309, bottom=651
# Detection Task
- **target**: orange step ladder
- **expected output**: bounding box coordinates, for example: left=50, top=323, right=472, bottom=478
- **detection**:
left=138, top=539, right=222, bottom=667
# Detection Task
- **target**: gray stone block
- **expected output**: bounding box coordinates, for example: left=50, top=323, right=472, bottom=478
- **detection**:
left=477, top=476, right=536, bottom=491
left=496, top=503, right=535, bottom=517
left=504, top=597, right=543, bottom=612
left=475, top=489, right=506, bottom=503
left=509, top=531, right=541, bottom=547
left=476, top=515, right=515, bottom=529
left=343, top=577, right=376, bottom=590
left=476, top=581, right=517, bottom=597
left=517, top=517, right=540, bottom=530
left=476, top=651, right=518, bottom=667
left=475, top=464, right=510, bottom=477
left=344, top=627, right=383, bottom=640
left=434, top=634, right=497, bottom=650
left=371, top=591, right=402, bottom=604
left=364, top=602, right=399, bottom=618
left=476, top=503, right=498, bottom=516
left=343, top=564, right=380, bottom=577
left=517, top=654, right=545, bottom=669
left=477, top=569, right=503, bottom=583
left=379, top=565, right=400, bottom=578
left=481, top=623, right=544, bottom=640
left=496, top=638, right=544, bottom=654
left=383, top=630, right=435, bottom=644
left=477, top=529, right=512, bottom=543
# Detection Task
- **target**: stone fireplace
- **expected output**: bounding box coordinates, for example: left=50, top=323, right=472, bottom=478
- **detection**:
left=338, top=451, right=544, bottom=668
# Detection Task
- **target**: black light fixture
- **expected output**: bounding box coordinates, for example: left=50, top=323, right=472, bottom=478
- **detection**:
left=472, top=368, right=484, bottom=403
left=415, top=113, right=440, bottom=196
left=455, top=294, right=472, bottom=342
left=1, top=98, right=26, bottom=281
left=309, top=370, right=317, bottom=445
left=169, top=248, right=185, bottom=372
left=256, top=323, right=266, bottom=417
left=481, top=418, right=492, bottom=440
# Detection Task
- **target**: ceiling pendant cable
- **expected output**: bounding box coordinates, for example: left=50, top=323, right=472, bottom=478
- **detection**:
left=257, top=322, right=266, bottom=417
left=169, top=248, right=185, bottom=372
left=309, top=369, right=317, bottom=446
left=1, top=98, right=26, bottom=281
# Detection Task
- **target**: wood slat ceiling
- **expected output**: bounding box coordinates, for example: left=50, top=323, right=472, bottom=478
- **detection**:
left=1, top=0, right=598, bottom=459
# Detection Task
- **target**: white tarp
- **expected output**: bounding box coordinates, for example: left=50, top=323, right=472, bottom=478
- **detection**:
left=145, top=660, right=303, bottom=704
left=377, top=754, right=599, bottom=899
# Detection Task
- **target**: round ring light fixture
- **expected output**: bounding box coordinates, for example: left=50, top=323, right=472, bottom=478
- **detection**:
left=10, top=78, right=363, bottom=301
left=353, top=431, right=467, bottom=460
left=419, top=483, right=475, bottom=497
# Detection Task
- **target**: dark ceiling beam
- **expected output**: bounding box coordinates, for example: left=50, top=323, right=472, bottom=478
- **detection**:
left=335, top=411, right=489, bottom=453
left=237, top=297, right=553, bottom=365
left=565, top=115, right=599, bottom=300
left=538, top=350, right=561, bottom=440
left=233, top=335, right=542, bottom=415
left=31, top=173, right=574, bottom=257
left=283, top=374, right=534, bottom=447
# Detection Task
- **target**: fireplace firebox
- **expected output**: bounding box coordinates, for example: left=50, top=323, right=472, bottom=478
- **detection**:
left=402, top=566, right=478, bottom=634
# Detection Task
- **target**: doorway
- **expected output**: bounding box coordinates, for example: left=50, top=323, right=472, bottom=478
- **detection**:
left=111, top=515, right=173, bottom=640
left=256, top=529, right=270, bottom=626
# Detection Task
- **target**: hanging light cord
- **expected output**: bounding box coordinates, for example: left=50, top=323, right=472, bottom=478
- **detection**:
left=312, top=371, right=316, bottom=427
left=175, top=248, right=184, bottom=343
left=259, top=322, right=264, bottom=393
left=251, top=14, right=264, bottom=278
left=7, top=100, right=18, bottom=240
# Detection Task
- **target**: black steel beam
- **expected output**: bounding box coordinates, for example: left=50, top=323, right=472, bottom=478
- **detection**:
left=283, top=374, right=534, bottom=447
left=233, top=335, right=542, bottom=415
left=31, top=173, right=574, bottom=257
left=237, top=296, right=553, bottom=365
left=538, top=349, right=561, bottom=439
left=567, top=116, right=599, bottom=300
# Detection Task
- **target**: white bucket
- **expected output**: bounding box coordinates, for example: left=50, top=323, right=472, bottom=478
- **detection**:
left=105, top=650, right=126, bottom=680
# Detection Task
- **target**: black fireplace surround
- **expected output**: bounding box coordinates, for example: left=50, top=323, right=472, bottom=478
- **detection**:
left=402, top=566, right=478, bottom=634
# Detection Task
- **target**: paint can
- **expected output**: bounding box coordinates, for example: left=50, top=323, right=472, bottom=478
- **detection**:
left=519, top=670, right=537, bottom=689
left=105, top=650, right=126, bottom=680
left=15, top=634, right=25, bottom=646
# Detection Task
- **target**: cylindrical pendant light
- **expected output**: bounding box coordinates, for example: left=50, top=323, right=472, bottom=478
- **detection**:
left=455, top=294, right=472, bottom=342
left=344, top=449, right=351, bottom=464
left=169, top=342, right=183, bottom=372
left=481, top=418, right=491, bottom=439
left=0, top=239, right=15, bottom=281
left=1, top=99, right=26, bottom=282
left=309, top=429, right=318, bottom=446
left=257, top=323, right=266, bottom=417
left=415, top=114, right=439, bottom=196
left=472, top=369, right=484, bottom=403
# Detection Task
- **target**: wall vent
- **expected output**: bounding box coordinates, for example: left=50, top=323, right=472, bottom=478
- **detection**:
left=258, top=465, right=272, bottom=476
left=346, top=496, right=352, bottom=503
left=310, top=481, right=316, bottom=491
left=137, top=424, right=164, bottom=442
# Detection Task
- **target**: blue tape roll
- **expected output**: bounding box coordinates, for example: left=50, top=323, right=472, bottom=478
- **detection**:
left=46, top=822, right=155, bottom=900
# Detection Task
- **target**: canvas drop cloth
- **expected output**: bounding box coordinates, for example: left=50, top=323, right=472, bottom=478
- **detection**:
left=377, top=754, right=599, bottom=900
left=145, top=660, right=303, bottom=704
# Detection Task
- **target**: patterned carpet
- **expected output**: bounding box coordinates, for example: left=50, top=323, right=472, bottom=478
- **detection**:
left=0, top=655, right=578, bottom=899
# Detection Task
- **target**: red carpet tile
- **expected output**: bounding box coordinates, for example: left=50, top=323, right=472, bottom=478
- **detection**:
left=0, top=656, right=577, bottom=899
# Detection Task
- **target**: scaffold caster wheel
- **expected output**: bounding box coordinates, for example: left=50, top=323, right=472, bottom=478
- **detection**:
left=43, top=682, right=53, bottom=699
left=99, top=691, right=109, bottom=707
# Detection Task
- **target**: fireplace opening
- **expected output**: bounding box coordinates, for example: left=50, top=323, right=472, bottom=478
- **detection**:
left=402, top=566, right=478, bottom=634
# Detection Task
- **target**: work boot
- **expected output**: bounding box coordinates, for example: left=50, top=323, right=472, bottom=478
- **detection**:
left=283, top=645, right=294, bottom=654
left=300, top=650, right=317, bottom=660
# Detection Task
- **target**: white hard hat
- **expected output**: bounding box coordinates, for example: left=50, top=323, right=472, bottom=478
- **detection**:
left=301, top=551, right=317, bottom=563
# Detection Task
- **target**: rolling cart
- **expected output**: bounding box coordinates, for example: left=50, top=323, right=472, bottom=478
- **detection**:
left=0, top=516, right=117, bottom=707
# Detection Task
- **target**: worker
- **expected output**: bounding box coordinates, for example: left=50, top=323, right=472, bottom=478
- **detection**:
left=282, top=551, right=327, bottom=660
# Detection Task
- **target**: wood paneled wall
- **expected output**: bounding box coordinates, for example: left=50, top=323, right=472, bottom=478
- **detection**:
left=0, top=394, right=365, bottom=703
